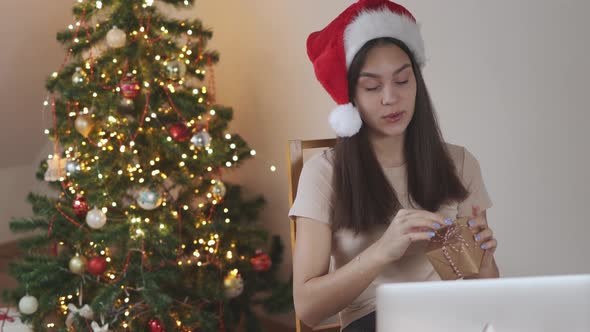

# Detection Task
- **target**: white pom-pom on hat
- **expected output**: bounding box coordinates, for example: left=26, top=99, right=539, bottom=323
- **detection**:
left=329, top=103, right=363, bottom=137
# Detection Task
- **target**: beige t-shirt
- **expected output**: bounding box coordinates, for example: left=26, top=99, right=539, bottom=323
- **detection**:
left=288, top=143, right=493, bottom=330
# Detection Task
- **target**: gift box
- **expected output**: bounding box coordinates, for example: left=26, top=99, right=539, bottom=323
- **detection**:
left=426, top=217, right=484, bottom=280
left=0, top=308, right=33, bottom=332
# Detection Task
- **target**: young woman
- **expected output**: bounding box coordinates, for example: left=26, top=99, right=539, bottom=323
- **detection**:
left=289, top=1, right=499, bottom=331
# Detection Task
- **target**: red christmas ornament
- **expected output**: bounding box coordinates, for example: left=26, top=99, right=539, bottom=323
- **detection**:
left=250, top=250, right=272, bottom=272
left=87, top=256, right=108, bottom=276
left=72, top=195, right=89, bottom=219
left=120, top=73, right=141, bottom=99
left=168, top=122, right=191, bottom=142
left=147, top=319, right=165, bottom=332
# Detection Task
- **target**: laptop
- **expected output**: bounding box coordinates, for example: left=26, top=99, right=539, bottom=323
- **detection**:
left=376, top=274, right=590, bottom=332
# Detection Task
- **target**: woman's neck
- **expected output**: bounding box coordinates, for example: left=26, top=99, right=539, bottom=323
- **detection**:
left=369, top=132, right=406, bottom=168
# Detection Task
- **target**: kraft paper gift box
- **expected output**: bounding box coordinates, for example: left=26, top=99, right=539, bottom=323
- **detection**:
left=426, top=217, right=484, bottom=280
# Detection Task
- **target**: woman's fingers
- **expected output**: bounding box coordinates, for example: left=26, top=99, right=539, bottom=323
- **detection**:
left=405, top=231, right=437, bottom=243
left=395, top=210, right=445, bottom=225
left=480, top=238, right=497, bottom=251
left=474, top=228, right=493, bottom=243
left=467, top=217, right=488, bottom=232
left=402, top=218, right=443, bottom=234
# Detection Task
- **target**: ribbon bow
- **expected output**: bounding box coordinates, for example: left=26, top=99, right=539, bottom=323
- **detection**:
left=66, top=304, right=94, bottom=328
left=0, top=313, right=15, bottom=323
left=1, top=308, right=16, bottom=332
left=91, top=321, right=110, bottom=332
left=431, top=222, right=471, bottom=278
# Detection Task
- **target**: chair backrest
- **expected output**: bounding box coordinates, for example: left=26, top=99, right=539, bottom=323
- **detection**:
left=287, top=139, right=340, bottom=332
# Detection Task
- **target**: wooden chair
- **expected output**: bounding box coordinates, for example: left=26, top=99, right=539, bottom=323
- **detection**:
left=287, top=139, right=340, bottom=332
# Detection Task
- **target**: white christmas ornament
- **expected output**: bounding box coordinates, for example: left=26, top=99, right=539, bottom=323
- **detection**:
left=72, top=67, right=87, bottom=85
left=86, top=207, right=107, bottom=229
left=106, top=26, right=126, bottom=48
left=224, top=272, right=244, bottom=298
left=18, top=295, right=39, bottom=315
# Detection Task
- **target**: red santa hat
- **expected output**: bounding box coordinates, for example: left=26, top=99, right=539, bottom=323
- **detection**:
left=306, top=0, right=426, bottom=137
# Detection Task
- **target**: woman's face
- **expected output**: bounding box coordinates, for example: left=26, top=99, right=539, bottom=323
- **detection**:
left=354, top=43, right=417, bottom=138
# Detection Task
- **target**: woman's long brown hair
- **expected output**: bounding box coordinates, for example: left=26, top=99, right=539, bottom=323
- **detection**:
left=330, top=38, right=468, bottom=233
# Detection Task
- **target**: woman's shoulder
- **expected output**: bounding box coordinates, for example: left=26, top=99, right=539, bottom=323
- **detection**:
left=300, top=148, right=335, bottom=178
left=444, top=142, right=481, bottom=175
left=445, top=143, right=466, bottom=163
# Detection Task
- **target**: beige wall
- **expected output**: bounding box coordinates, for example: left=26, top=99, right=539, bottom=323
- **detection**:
left=0, top=143, right=54, bottom=243
left=0, top=0, right=72, bottom=241
left=2, top=1, right=589, bottom=283
left=0, top=165, right=35, bottom=243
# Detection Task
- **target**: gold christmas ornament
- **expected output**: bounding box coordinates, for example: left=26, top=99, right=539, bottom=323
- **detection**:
left=106, top=26, right=126, bottom=48
left=72, top=67, right=88, bottom=85
left=75, top=114, right=94, bottom=137
left=69, top=253, right=87, bottom=274
left=136, top=187, right=163, bottom=210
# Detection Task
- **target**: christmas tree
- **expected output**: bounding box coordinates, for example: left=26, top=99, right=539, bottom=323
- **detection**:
left=4, top=0, right=292, bottom=331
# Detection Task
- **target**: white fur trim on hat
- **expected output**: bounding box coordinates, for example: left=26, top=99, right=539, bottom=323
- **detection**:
left=329, top=103, right=363, bottom=137
left=344, top=7, right=426, bottom=68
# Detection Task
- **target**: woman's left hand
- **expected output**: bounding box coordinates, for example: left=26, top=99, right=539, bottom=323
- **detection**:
left=467, top=206, right=499, bottom=278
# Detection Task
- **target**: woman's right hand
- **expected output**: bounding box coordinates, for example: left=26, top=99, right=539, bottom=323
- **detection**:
left=373, top=209, right=447, bottom=264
